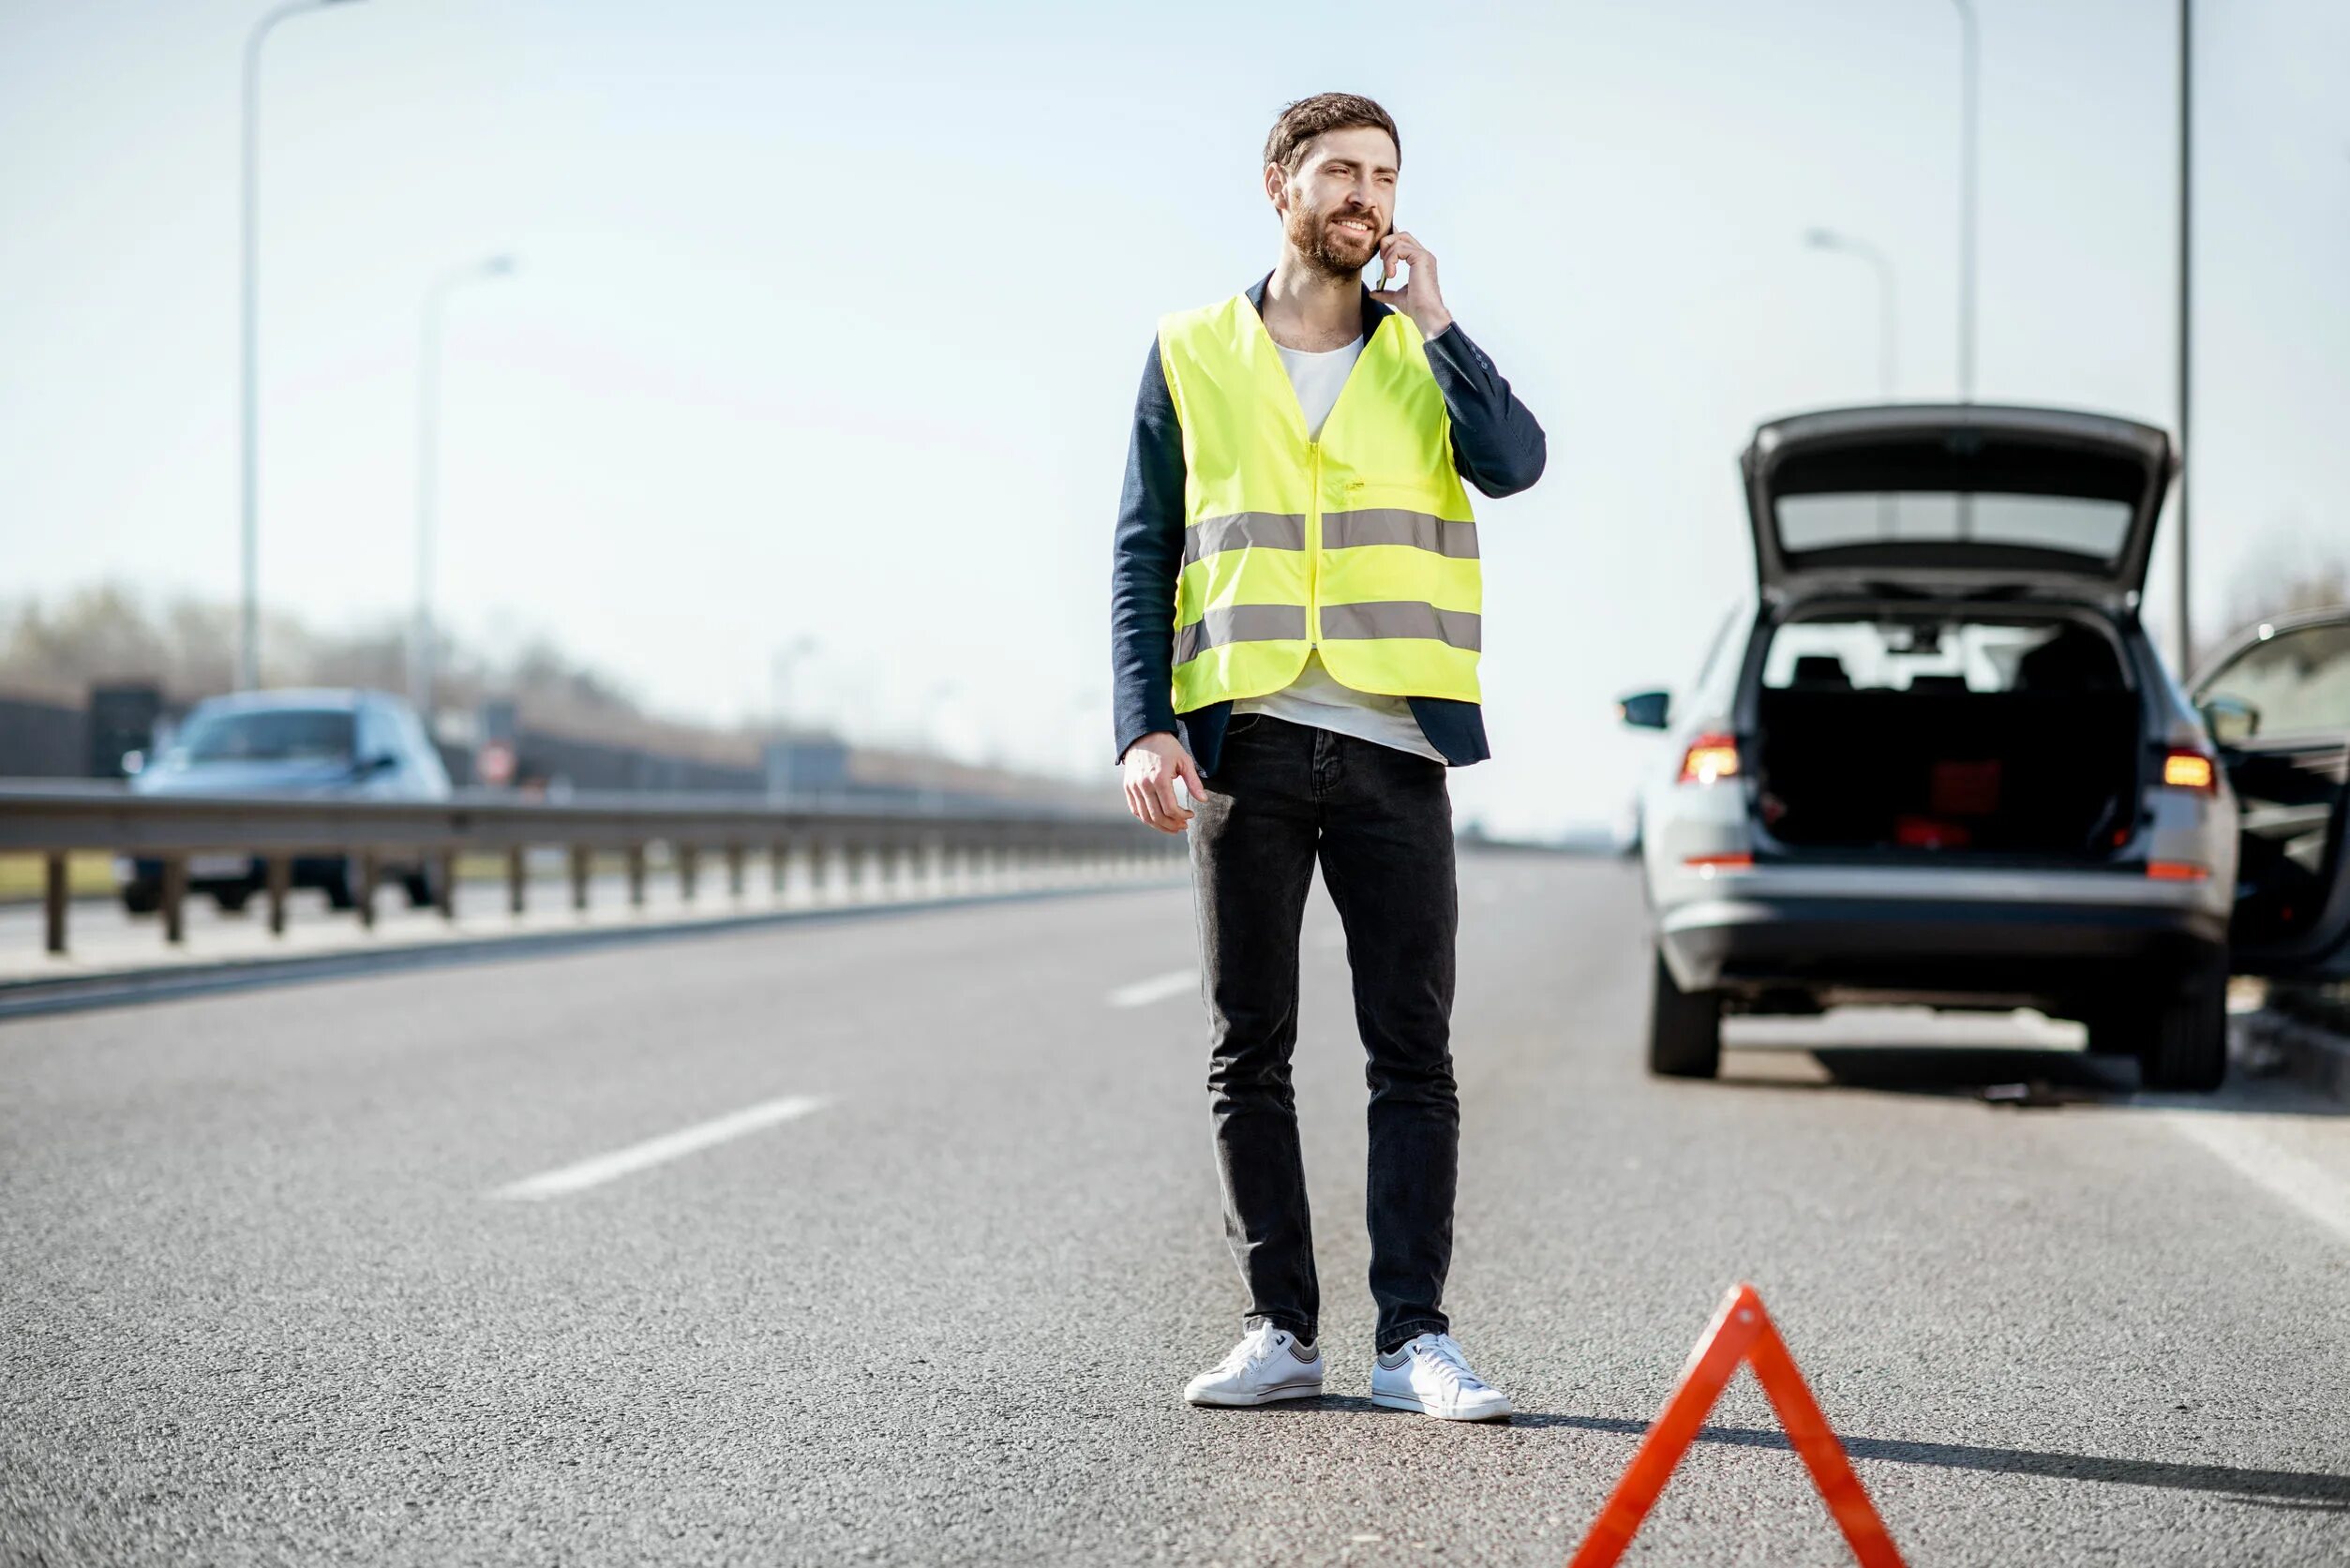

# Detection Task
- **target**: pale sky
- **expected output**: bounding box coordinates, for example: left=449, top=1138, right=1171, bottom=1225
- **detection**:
left=4, top=0, right=2346, bottom=837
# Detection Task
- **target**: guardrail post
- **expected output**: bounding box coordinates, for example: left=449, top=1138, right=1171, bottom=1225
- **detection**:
left=265, top=855, right=291, bottom=934
left=769, top=841, right=786, bottom=899
left=808, top=840, right=830, bottom=903
left=679, top=844, right=699, bottom=903
left=626, top=844, right=647, bottom=909
left=570, top=845, right=591, bottom=913
left=507, top=847, right=527, bottom=917
left=726, top=844, right=745, bottom=901
left=356, top=851, right=379, bottom=930
left=43, top=853, right=67, bottom=955
left=161, top=855, right=187, bottom=944
left=435, top=849, right=457, bottom=919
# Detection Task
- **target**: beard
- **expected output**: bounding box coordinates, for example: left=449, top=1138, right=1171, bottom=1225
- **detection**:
left=1286, top=202, right=1385, bottom=280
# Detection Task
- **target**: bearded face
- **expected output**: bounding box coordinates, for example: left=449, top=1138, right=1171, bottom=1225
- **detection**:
left=1284, top=192, right=1387, bottom=281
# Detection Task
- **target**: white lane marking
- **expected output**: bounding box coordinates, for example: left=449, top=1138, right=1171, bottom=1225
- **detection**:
left=490, top=1095, right=829, bottom=1201
left=1108, top=968, right=1196, bottom=1008
left=2161, top=1113, right=2350, bottom=1247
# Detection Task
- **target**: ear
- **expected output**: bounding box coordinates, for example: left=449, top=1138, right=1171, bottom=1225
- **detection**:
left=1264, top=161, right=1286, bottom=212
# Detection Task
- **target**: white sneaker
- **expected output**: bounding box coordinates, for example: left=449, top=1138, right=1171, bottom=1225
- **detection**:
left=1183, top=1323, right=1325, bottom=1407
left=1369, top=1332, right=1514, bottom=1422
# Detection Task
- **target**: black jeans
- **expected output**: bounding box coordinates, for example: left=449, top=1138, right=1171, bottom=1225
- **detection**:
left=1187, top=712, right=1459, bottom=1353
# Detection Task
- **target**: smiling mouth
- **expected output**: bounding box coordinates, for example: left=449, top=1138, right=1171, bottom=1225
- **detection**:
left=1329, top=216, right=1377, bottom=239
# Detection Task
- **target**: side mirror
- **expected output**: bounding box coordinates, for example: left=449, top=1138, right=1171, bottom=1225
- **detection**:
left=2198, top=694, right=2258, bottom=747
left=352, top=752, right=400, bottom=778
left=120, top=749, right=145, bottom=776
left=1617, top=689, right=1671, bottom=730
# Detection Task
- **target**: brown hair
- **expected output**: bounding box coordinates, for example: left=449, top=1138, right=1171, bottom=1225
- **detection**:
left=1262, top=93, right=1400, bottom=176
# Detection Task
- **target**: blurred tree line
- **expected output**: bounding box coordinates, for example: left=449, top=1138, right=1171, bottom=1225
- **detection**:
left=0, top=581, right=763, bottom=764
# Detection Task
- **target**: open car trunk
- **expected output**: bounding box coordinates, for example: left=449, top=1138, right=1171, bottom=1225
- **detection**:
left=1750, top=615, right=2141, bottom=859
left=1742, top=404, right=2173, bottom=607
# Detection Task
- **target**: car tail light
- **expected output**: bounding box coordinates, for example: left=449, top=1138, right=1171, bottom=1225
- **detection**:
left=2147, top=860, right=2210, bottom=881
left=2161, top=748, right=2217, bottom=791
left=1684, top=852, right=1753, bottom=874
left=1679, top=732, right=1740, bottom=785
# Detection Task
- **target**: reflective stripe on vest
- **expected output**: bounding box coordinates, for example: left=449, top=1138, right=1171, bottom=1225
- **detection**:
left=1155, top=294, right=1481, bottom=713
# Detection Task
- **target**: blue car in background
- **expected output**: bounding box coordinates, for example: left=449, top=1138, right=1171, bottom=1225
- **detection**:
left=118, top=689, right=452, bottom=914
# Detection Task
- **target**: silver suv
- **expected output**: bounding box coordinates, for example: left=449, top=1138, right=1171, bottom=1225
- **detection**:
left=1620, top=404, right=2350, bottom=1093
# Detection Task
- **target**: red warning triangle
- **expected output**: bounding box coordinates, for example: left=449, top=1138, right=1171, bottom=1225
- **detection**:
left=1567, top=1284, right=1907, bottom=1568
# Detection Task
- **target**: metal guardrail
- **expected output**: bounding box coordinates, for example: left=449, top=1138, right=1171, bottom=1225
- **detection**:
left=0, top=783, right=1178, bottom=955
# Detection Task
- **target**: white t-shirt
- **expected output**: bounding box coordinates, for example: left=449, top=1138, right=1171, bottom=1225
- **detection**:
left=1231, top=336, right=1446, bottom=763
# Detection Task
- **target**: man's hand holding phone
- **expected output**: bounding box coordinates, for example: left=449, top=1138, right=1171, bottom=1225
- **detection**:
left=1370, top=230, right=1453, bottom=340
left=1122, top=732, right=1205, bottom=834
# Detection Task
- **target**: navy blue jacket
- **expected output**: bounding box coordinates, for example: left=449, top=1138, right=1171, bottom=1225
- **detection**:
left=1111, top=276, right=1548, bottom=776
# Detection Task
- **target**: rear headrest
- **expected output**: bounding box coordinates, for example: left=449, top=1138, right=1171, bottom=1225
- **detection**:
left=2014, top=628, right=2119, bottom=691
left=1789, top=655, right=1851, bottom=689
left=1905, top=674, right=1972, bottom=694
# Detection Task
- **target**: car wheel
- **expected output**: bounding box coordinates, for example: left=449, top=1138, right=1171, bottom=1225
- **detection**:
left=323, top=859, right=358, bottom=911
left=1647, top=948, right=1722, bottom=1079
left=121, top=884, right=160, bottom=916
left=402, top=866, right=439, bottom=909
left=213, top=886, right=253, bottom=914
left=2134, top=966, right=2229, bottom=1095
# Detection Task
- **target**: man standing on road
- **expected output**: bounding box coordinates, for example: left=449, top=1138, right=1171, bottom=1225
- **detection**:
left=1110, top=94, right=1547, bottom=1422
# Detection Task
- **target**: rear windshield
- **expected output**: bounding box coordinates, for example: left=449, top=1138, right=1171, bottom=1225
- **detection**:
left=1769, top=435, right=2150, bottom=565
left=175, top=708, right=355, bottom=764
left=1762, top=617, right=2124, bottom=694
left=1775, top=493, right=2133, bottom=560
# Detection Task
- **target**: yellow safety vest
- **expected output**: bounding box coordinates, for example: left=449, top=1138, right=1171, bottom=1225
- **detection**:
left=1157, top=293, right=1481, bottom=714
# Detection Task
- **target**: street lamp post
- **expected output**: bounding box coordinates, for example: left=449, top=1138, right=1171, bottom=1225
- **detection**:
left=1802, top=228, right=1899, bottom=399
left=238, top=0, right=367, bottom=693
left=2175, top=0, right=2194, bottom=671
left=1804, top=227, right=1901, bottom=538
left=768, top=636, right=818, bottom=801
left=1951, top=0, right=1980, bottom=403
left=411, top=255, right=516, bottom=717
left=918, top=682, right=957, bottom=815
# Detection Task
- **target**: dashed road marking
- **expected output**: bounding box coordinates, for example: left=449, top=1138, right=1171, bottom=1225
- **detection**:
left=1108, top=968, right=1196, bottom=1008
left=490, top=1095, right=829, bottom=1201
left=2162, top=1113, right=2350, bottom=1247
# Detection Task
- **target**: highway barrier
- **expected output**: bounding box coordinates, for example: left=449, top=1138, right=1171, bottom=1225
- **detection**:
left=0, top=782, right=1182, bottom=958
left=1568, top=1283, right=1906, bottom=1568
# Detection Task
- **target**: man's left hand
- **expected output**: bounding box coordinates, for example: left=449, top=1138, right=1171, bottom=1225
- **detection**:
left=1370, top=231, right=1453, bottom=339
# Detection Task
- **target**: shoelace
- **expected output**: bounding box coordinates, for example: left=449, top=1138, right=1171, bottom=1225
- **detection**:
left=1411, top=1334, right=1489, bottom=1393
left=1212, top=1324, right=1286, bottom=1376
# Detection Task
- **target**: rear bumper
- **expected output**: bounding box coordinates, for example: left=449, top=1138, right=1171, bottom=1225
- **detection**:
left=1659, top=891, right=2228, bottom=1006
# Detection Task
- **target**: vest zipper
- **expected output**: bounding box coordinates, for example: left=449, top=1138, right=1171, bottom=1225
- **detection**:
left=1307, top=439, right=1323, bottom=649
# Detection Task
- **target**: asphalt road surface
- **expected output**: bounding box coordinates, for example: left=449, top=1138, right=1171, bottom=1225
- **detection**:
left=4, top=851, right=2346, bottom=1566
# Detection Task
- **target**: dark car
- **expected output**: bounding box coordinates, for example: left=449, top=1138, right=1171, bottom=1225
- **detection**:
left=118, top=688, right=453, bottom=913
left=2188, top=604, right=2350, bottom=983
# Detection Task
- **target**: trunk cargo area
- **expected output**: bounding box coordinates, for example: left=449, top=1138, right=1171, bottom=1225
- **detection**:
left=1755, top=687, right=2139, bottom=857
